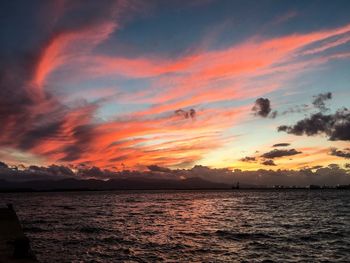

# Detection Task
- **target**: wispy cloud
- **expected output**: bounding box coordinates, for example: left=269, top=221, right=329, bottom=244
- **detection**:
left=1, top=1, right=350, bottom=170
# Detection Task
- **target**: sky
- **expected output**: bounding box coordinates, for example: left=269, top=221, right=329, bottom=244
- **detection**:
left=0, top=0, right=350, bottom=182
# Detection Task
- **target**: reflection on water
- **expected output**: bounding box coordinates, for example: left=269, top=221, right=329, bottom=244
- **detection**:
left=1, top=190, right=350, bottom=262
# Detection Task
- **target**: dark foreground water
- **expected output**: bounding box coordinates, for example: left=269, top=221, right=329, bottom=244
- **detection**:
left=1, top=190, right=350, bottom=262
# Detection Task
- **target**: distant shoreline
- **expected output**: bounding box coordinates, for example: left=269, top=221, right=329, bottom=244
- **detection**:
left=1, top=187, right=349, bottom=193
left=1, top=176, right=349, bottom=193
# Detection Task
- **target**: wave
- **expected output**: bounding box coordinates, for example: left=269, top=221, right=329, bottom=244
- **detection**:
left=23, top=226, right=47, bottom=233
left=79, top=226, right=103, bottom=234
left=216, top=230, right=272, bottom=241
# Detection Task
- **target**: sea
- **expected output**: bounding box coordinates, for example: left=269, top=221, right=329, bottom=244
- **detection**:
left=1, top=190, right=349, bottom=262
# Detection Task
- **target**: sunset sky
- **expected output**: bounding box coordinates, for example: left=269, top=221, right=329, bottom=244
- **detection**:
left=1, top=0, right=350, bottom=174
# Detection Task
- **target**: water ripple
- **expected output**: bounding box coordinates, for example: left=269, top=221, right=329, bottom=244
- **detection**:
left=1, top=190, right=349, bottom=262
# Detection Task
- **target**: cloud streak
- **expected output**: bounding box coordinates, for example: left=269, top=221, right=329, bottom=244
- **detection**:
left=1, top=2, right=350, bottom=170
left=261, top=149, right=302, bottom=159
left=272, top=143, right=291, bottom=147
left=330, top=148, right=350, bottom=159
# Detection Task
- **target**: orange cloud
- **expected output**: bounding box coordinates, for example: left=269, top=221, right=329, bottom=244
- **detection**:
left=60, top=22, right=350, bottom=118
left=5, top=14, right=350, bottom=170
left=31, top=22, right=116, bottom=100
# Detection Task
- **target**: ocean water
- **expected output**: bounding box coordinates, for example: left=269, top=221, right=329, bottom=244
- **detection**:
left=1, top=190, right=349, bottom=262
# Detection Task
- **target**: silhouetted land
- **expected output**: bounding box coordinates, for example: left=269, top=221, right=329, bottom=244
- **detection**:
left=0, top=178, right=349, bottom=192
left=0, top=177, right=229, bottom=192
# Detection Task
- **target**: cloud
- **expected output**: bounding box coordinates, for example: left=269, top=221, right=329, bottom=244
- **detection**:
left=278, top=108, right=350, bottom=141
left=2, top=2, right=350, bottom=170
left=330, top=148, right=350, bottom=159
left=0, top=1, right=136, bottom=166
left=18, top=120, right=65, bottom=150
left=252, top=92, right=331, bottom=121
left=0, top=161, right=8, bottom=169
left=280, top=104, right=309, bottom=116
left=312, top=92, right=332, bottom=112
left=49, top=164, right=75, bottom=175
left=261, top=148, right=301, bottom=159
left=328, top=163, right=340, bottom=169
left=261, top=160, right=276, bottom=166
left=1, top=161, right=350, bottom=187
left=59, top=119, right=99, bottom=162
left=272, top=143, right=290, bottom=147
left=147, top=165, right=172, bottom=173
left=345, top=163, right=350, bottom=169
left=0, top=162, right=76, bottom=182
left=252, top=98, right=272, bottom=118
left=77, top=166, right=113, bottom=179
left=174, top=108, right=196, bottom=119
left=270, top=110, right=278, bottom=118
left=240, top=156, right=256, bottom=162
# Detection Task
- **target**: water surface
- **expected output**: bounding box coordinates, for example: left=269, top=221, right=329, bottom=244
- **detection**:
left=1, top=190, right=349, bottom=262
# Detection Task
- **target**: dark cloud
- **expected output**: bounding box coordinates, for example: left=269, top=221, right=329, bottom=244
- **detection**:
left=312, top=92, right=332, bottom=112
left=175, top=108, right=196, bottom=119
left=278, top=108, right=350, bottom=141
left=189, top=109, right=196, bottom=118
left=0, top=32, right=100, bottom=160
left=261, top=160, right=276, bottom=166
left=0, top=162, right=76, bottom=182
left=274, top=92, right=331, bottom=118
left=0, top=1, right=124, bottom=164
left=1, top=161, right=350, bottom=187
left=240, top=156, right=256, bottom=162
left=77, top=166, right=104, bottom=178
left=261, top=149, right=301, bottom=159
left=147, top=165, right=172, bottom=172
left=345, top=163, right=350, bottom=169
left=280, top=104, right=309, bottom=116
left=26, top=164, right=75, bottom=177
left=272, top=143, right=290, bottom=147
left=330, top=148, right=350, bottom=159
left=270, top=111, right=278, bottom=118
left=263, top=92, right=331, bottom=120
left=328, top=163, right=340, bottom=169
left=0, top=161, right=8, bottom=169
left=252, top=98, right=272, bottom=118
left=47, top=165, right=75, bottom=177
left=0, top=52, right=41, bottom=146
left=18, top=120, right=65, bottom=150
left=60, top=122, right=98, bottom=162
